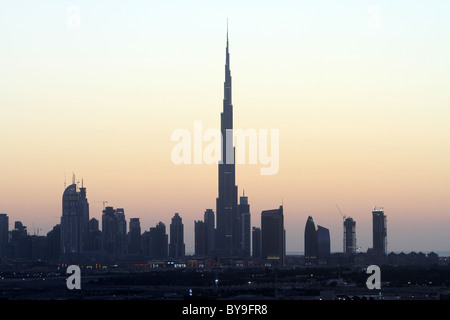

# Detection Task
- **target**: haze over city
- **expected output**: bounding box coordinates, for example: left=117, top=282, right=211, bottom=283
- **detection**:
left=1, top=1, right=449, bottom=254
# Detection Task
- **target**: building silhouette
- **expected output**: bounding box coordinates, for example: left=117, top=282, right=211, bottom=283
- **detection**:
left=60, top=180, right=89, bottom=260
left=216, top=28, right=240, bottom=257
left=46, top=224, right=60, bottom=262
left=343, top=217, right=356, bottom=254
left=304, top=216, right=330, bottom=265
left=252, top=227, right=262, bottom=259
left=204, top=209, right=215, bottom=256
left=0, top=213, right=8, bottom=258
left=238, top=193, right=251, bottom=257
left=102, top=206, right=119, bottom=254
left=317, top=225, right=330, bottom=264
left=86, top=218, right=102, bottom=251
left=142, top=222, right=168, bottom=259
left=128, top=218, right=142, bottom=254
left=372, top=207, right=387, bottom=255
left=194, top=220, right=206, bottom=256
left=169, top=213, right=185, bottom=258
left=116, top=208, right=127, bottom=254
left=261, top=206, right=285, bottom=266
left=304, top=216, right=318, bottom=265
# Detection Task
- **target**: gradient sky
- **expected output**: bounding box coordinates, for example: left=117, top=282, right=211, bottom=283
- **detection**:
left=1, top=0, right=449, bottom=254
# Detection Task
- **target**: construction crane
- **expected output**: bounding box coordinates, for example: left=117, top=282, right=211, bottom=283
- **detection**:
left=335, top=203, right=346, bottom=220
left=335, top=204, right=359, bottom=253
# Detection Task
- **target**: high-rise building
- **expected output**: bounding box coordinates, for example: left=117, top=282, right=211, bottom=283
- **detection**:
left=60, top=180, right=89, bottom=259
left=372, top=207, right=387, bottom=255
left=343, top=217, right=356, bottom=254
left=194, top=220, right=206, bottom=256
left=317, top=225, right=330, bottom=264
left=46, top=224, right=61, bottom=262
left=87, top=218, right=102, bottom=251
left=305, top=216, right=330, bottom=265
left=239, top=194, right=251, bottom=257
left=128, top=218, right=141, bottom=254
left=304, top=216, right=318, bottom=265
left=0, top=213, right=8, bottom=257
left=102, top=206, right=118, bottom=254
left=216, top=27, right=239, bottom=257
left=252, top=227, right=262, bottom=259
left=204, top=209, right=215, bottom=256
left=169, top=213, right=185, bottom=258
left=144, top=222, right=168, bottom=259
left=261, top=206, right=285, bottom=266
left=116, top=208, right=127, bottom=254
left=10, top=221, right=31, bottom=260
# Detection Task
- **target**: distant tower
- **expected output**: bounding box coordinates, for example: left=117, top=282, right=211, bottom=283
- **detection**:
left=61, top=180, right=89, bottom=260
left=102, top=206, right=118, bottom=254
left=261, top=205, right=285, bottom=266
left=317, top=225, right=330, bottom=264
left=372, top=207, right=387, bottom=255
left=305, top=216, right=330, bottom=265
left=238, top=192, right=251, bottom=257
left=216, top=25, right=239, bottom=257
left=252, top=227, right=262, bottom=259
left=169, top=213, right=185, bottom=258
left=194, top=220, right=206, bottom=256
left=304, top=216, right=318, bottom=265
left=116, top=208, right=127, bottom=254
left=147, top=222, right=168, bottom=259
left=204, top=209, right=215, bottom=256
left=0, top=213, right=8, bottom=258
left=128, top=218, right=142, bottom=254
left=344, top=217, right=356, bottom=254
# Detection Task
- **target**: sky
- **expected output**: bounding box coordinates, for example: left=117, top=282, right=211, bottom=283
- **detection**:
left=0, top=0, right=449, bottom=254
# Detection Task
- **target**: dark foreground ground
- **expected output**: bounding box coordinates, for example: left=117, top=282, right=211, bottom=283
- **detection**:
left=1, top=265, right=450, bottom=300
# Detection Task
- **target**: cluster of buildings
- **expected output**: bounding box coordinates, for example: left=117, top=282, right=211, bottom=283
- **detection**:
left=0, top=30, right=393, bottom=268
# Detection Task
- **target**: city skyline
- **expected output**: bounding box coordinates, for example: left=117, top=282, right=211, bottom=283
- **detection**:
left=1, top=1, right=450, bottom=254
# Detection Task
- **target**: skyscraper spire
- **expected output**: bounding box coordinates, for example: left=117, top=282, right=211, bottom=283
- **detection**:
left=216, top=23, right=239, bottom=257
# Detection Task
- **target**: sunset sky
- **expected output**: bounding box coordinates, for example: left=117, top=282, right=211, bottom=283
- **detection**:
left=1, top=1, right=449, bottom=253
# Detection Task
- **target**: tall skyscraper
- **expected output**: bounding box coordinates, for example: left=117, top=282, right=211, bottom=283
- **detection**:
left=304, top=216, right=318, bottom=265
left=343, top=217, right=356, bottom=254
left=0, top=213, right=8, bottom=257
left=194, top=220, right=206, bottom=256
left=87, top=218, right=102, bottom=251
left=150, top=222, right=168, bottom=259
left=216, top=27, right=239, bottom=257
left=372, top=207, right=387, bottom=255
left=304, top=216, right=330, bottom=265
left=239, top=193, right=251, bottom=257
left=261, top=206, right=285, bottom=266
left=128, top=218, right=141, bottom=254
left=317, top=225, right=330, bottom=264
left=61, top=180, right=89, bottom=259
left=116, top=208, right=127, bottom=254
left=169, top=213, right=185, bottom=258
left=252, top=227, right=262, bottom=259
left=102, top=206, right=119, bottom=254
left=204, top=209, right=215, bottom=256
